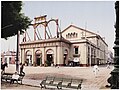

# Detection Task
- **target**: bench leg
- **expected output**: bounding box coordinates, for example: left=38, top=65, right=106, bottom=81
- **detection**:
left=77, top=84, right=82, bottom=90
left=20, top=80, right=22, bottom=84
left=57, top=86, right=62, bottom=89
left=40, top=83, right=45, bottom=89
left=10, top=79, right=14, bottom=84
left=57, top=82, right=62, bottom=89
left=66, top=83, right=71, bottom=88
left=44, top=85, right=47, bottom=89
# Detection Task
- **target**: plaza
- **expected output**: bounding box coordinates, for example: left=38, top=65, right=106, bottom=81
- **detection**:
left=1, top=1, right=118, bottom=90
left=2, top=64, right=113, bottom=90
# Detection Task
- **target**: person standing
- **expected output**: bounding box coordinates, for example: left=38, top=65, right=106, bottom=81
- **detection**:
left=1, top=62, right=8, bottom=74
left=93, top=65, right=99, bottom=78
left=19, top=63, right=25, bottom=75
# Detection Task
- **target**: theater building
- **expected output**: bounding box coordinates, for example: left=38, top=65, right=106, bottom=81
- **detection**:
left=20, top=24, right=108, bottom=67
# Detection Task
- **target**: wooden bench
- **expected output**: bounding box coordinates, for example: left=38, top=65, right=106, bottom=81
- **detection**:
left=1, top=73, right=13, bottom=82
left=40, top=76, right=83, bottom=90
left=66, top=79, right=83, bottom=90
left=40, top=76, right=61, bottom=89
left=1, top=73, right=25, bottom=85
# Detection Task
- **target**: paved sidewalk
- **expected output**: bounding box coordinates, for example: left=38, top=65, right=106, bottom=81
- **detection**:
left=23, top=79, right=40, bottom=87
left=22, top=78, right=108, bottom=90
left=2, top=65, right=114, bottom=90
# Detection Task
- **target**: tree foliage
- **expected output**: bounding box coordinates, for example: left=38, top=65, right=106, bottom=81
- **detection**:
left=1, top=1, right=31, bottom=39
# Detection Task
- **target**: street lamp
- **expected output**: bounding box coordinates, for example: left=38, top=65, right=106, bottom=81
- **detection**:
left=16, top=30, right=20, bottom=72
left=107, top=1, right=119, bottom=89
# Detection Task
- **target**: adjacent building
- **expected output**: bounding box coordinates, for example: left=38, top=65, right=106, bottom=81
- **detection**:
left=1, top=50, right=16, bottom=65
left=20, top=24, right=108, bottom=67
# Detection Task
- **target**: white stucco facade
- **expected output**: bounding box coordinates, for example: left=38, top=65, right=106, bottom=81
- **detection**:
left=20, top=25, right=108, bottom=67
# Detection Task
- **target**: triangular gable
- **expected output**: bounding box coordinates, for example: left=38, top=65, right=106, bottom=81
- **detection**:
left=62, top=24, right=97, bottom=36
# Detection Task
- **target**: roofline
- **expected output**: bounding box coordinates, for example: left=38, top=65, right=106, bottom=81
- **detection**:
left=97, top=35, right=108, bottom=47
left=61, top=24, right=97, bottom=35
left=87, top=35, right=108, bottom=47
left=20, top=38, right=71, bottom=46
left=61, top=24, right=108, bottom=47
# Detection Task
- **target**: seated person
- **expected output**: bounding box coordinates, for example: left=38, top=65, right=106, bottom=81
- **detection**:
left=10, top=72, right=19, bottom=84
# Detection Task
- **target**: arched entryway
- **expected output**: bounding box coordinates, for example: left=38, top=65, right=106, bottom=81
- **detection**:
left=26, top=50, right=32, bottom=66
left=35, top=50, right=42, bottom=66
left=46, top=49, right=54, bottom=66
left=64, top=49, right=68, bottom=66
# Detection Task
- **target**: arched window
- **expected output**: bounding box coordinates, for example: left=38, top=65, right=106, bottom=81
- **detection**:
left=73, top=32, right=76, bottom=38
left=26, top=50, right=32, bottom=66
left=66, top=34, right=68, bottom=38
left=68, top=33, right=70, bottom=38
left=70, top=33, right=73, bottom=38
left=76, top=33, right=78, bottom=38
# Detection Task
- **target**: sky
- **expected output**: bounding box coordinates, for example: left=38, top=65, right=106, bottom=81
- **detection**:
left=1, top=1, right=115, bottom=53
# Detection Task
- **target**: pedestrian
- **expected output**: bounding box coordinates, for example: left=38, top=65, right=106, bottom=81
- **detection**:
left=106, top=63, right=110, bottom=69
left=1, top=62, right=8, bottom=74
left=10, top=71, right=19, bottom=84
left=93, top=65, right=99, bottom=78
left=20, top=63, right=25, bottom=76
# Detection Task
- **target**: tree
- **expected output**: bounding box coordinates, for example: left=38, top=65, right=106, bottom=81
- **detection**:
left=1, top=1, right=31, bottom=39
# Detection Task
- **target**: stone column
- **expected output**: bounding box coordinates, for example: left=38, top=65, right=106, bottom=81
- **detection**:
left=32, top=48, right=35, bottom=66
left=54, top=46, right=57, bottom=65
left=43, top=47, right=46, bottom=66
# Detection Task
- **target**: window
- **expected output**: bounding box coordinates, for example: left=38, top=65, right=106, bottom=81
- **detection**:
left=9, top=57, right=11, bottom=64
left=66, top=35, right=68, bottom=38
left=73, top=32, right=75, bottom=37
left=68, top=33, right=70, bottom=38
left=88, top=46, right=90, bottom=54
left=70, top=33, right=72, bottom=38
left=66, top=32, right=78, bottom=38
left=76, top=33, right=78, bottom=38
left=74, top=46, right=79, bottom=54
left=97, top=39, right=99, bottom=47
left=5, top=58, right=7, bottom=63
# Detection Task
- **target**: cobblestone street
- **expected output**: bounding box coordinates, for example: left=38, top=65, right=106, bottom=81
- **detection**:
left=1, top=65, right=113, bottom=90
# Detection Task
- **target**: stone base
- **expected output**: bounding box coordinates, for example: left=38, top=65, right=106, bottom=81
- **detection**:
left=100, top=85, right=111, bottom=90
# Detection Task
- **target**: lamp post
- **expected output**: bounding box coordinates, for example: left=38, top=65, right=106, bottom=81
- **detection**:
left=16, top=30, right=20, bottom=72
left=107, top=1, right=119, bottom=89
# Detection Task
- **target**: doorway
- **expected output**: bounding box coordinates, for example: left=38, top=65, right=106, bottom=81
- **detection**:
left=64, top=54, right=67, bottom=66
left=26, top=50, right=32, bottom=66
left=63, top=49, right=68, bottom=66
left=35, top=50, right=42, bottom=66
left=46, top=49, right=54, bottom=66
left=46, top=54, right=53, bottom=66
